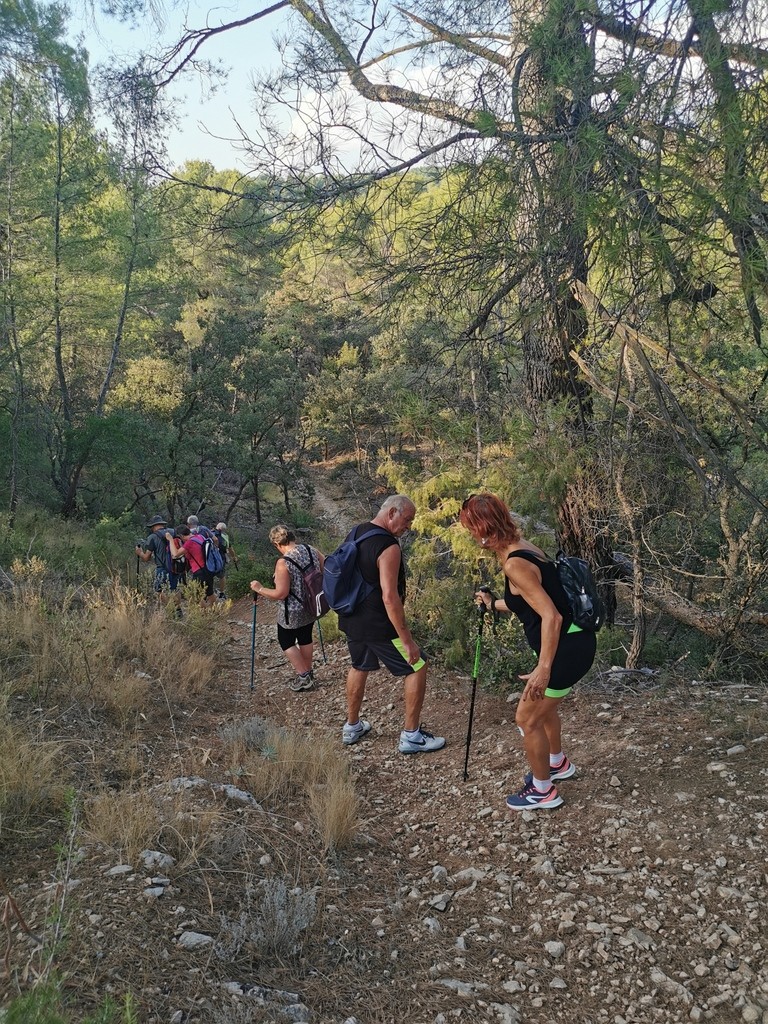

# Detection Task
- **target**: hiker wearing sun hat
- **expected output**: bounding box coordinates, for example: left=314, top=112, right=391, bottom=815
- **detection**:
left=135, top=514, right=184, bottom=599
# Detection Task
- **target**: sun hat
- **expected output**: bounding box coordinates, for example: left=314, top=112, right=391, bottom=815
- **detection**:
left=146, top=514, right=168, bottom=528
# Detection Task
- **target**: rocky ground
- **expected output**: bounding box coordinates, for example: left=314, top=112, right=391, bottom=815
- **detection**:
left=4, top=469, right=767, bottom=1023
left=8, top=598, right=765, bottom=1024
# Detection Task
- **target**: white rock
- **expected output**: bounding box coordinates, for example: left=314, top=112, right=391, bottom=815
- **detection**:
left=544, top=940, right=565, bottom=958
left=106, top=864, right=133, bottom=876
left=177, top=931, right=213, bottom=950
left=140, top=851, right=175, bottom=871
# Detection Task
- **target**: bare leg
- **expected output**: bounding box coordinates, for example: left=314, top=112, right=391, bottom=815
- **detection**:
left=346, top=668, right=369, bottom=724
left=516, top=696, right=564, bottom=781
left=284, top=643, right=313, bottom=675
left=402, top=664, right=428, bottom=732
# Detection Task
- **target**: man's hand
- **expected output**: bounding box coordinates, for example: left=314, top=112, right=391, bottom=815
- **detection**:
left=400, top=636, right=421, bottom=666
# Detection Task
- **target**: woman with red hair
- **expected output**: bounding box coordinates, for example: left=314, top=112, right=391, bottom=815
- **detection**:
left=459, top=493, right=596, bottom=810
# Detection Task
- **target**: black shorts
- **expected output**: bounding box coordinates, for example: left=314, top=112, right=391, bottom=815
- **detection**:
left=277, top=622, right=314, bottom=651
left=544, top=629, right=596, bottom=695
left=347, top=638, right=427, bottom=676
left=191, top=568, right=215, bottom=598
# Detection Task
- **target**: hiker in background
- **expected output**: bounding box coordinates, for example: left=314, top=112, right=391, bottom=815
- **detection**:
left=135, top=514, right=183, bottom=603
left=459, top=492, right=596, bottom=812
left=170, top=525, right=216, bottom=605
left=335, top=495, right=445, bottom=755
left=213, top=521, right=237, bottom=600
left=187, top=514, right=206, bottom=536
left=249, top=525, right=324, bottom=692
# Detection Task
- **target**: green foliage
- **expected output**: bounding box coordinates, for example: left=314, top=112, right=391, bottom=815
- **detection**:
left=2, top=982, right=138, bottom=1023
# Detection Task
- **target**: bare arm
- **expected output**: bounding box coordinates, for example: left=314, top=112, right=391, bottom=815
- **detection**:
left=168, top=534, right=185, bottom=559
left=250, top=559, right=290, bottom=601
left=378, top=544, right=420, bottom=665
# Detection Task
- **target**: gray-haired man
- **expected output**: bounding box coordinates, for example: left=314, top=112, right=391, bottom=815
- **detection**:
left=337, top=495, right=446, bottom=755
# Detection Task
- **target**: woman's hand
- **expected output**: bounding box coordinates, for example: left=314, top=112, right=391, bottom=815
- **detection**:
left=519, top=665, right=550, bottom=701
left=474, top=589, right=493, bottom=611
left=250, top=580, right=262, bottom=594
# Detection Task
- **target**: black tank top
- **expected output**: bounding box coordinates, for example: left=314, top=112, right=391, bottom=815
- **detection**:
left=337, top=522, right=404, bottom=641
left=503, top=550, right=572, bottom=652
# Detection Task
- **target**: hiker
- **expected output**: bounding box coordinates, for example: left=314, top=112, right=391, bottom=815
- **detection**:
left=250, top=526, right=324, bottom=692
left=335, top=495, right=445, bottom=754
left=213, top=521, right=237, bottom=600
left=135, top=514, right=183, bottom=601
left=169, top=525, right=216, bottom=605
left=459, top=492, right=596, bottom=811
left=186, top=514, right=206, bottom=536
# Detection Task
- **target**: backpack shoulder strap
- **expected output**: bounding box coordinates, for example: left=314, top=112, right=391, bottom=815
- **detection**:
left=505, top=549, right=549, bottom=565
left=352, top=526, right=392, bottom=546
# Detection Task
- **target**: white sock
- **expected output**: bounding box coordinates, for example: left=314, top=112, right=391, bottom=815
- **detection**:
left=404, top=728, right=422, bottom=740
left=550, top=751, right=564, bottom=766
left=532, top=776, right=551, bottom=792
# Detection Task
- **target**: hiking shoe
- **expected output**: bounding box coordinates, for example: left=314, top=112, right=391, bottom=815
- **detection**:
left=523, top=755, right=576, bottom=787
left=398, top=727, right=446, bottom=755
left=506, top=781, right=563, bottom=811
left=342, top=719, right=371, bottom=745
left=290, top=672, right=315, bottom=692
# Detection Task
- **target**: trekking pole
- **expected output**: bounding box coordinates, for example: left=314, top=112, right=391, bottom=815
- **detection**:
left=316, top=617, right=328, bottom=664
left=135, top=554, right=140, bottom=593
left=249, top=592, right=258, bottom=693
left=462, top=589, right=492, bottom=782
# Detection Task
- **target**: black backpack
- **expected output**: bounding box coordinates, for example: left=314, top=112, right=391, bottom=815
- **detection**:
left=554, top=549, right=605, bottom=632
left=322, top=527, right=391, bottom=616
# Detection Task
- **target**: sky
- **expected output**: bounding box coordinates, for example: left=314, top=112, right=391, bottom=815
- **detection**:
left=69, top=2, right=291, bottom=170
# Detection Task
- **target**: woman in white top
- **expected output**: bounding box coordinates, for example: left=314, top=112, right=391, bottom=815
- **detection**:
left=250, top=525, right=325, bottom=691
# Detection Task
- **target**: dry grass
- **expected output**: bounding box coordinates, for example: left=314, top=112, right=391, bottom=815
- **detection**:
left=0, top=579, right=218, bottom=717
left=221, top=717, right=361, bottom=852
left=157, top=799, right=227, bottom=869
left=308, top=763, right=359, bottom=853
left=82, top=787, right=161, bottom=863
left=0, top=712, right=67, bottom=835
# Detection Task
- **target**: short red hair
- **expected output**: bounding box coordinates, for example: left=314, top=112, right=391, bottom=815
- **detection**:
left=459, top=493, right=520, bottom=546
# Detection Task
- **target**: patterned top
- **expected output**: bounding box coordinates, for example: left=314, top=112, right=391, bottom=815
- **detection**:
left=278, top=544, right=322, bottom=629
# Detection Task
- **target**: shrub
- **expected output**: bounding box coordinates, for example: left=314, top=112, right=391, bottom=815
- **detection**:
left=215, top=878, right=318, bottom=961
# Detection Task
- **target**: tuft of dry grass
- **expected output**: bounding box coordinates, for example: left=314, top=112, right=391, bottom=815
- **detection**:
left=308, top=763, right=359, bottom=853
left=82, top=787, right=161, bottom=863
left=157, top=799, right=227, bottom=869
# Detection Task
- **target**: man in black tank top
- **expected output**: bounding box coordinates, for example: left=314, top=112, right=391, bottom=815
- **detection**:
left=338, top=495, right=446, bottom=756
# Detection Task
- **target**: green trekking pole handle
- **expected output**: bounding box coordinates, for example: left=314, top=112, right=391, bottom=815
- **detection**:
left=316, top=617, right=328, bottom=664
left=249, top=592, right=258, bottom=693
left=462, top=599, right=488, bottom=782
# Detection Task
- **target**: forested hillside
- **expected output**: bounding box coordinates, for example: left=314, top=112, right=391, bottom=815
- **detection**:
left=1, top=1, right=768, bottom=1019
left=2, top=0, right=767, bottom=670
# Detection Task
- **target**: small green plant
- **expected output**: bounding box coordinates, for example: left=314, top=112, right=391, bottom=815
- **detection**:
left=2, top=982, right=139, bottom=1023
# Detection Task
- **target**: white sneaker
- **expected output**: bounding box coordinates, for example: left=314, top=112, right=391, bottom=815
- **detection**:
left=398, top=727, right=446, bottom=755
left=342, top=719, right=371, bottom=745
